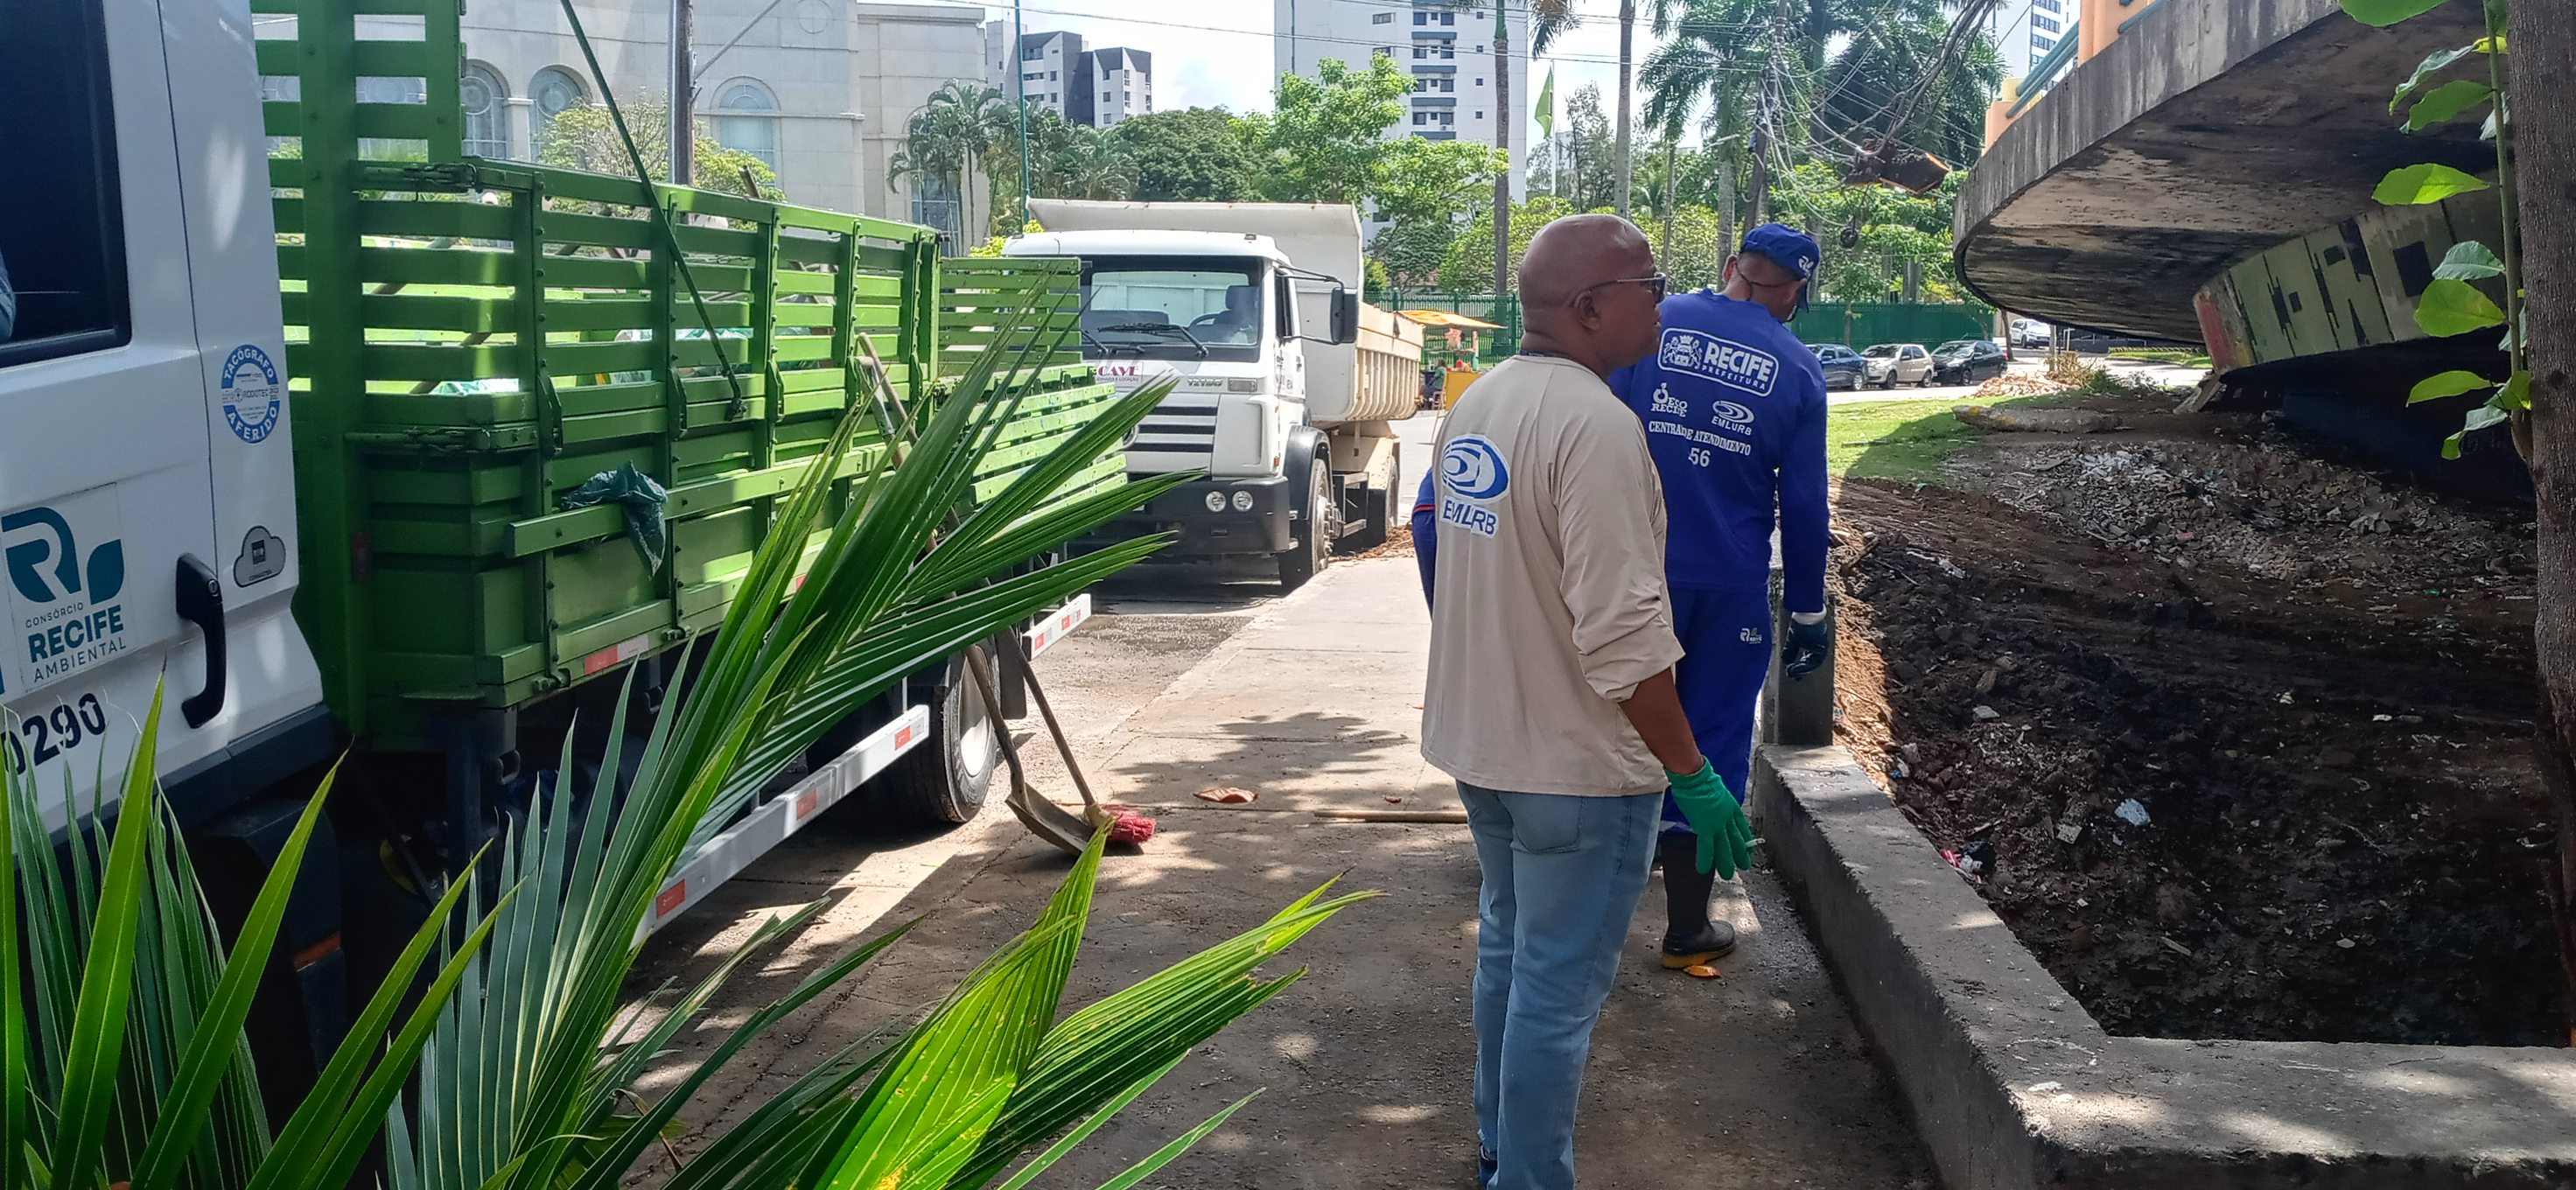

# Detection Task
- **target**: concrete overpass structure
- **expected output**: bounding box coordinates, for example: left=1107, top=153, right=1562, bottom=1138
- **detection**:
left=1955, top=0, right=2491, bottom=348
left=1952, top=0, right=2526, bottom=491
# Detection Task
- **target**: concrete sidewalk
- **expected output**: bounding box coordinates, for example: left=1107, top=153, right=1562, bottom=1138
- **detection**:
left=658, top=558, right=1931, bottom=1188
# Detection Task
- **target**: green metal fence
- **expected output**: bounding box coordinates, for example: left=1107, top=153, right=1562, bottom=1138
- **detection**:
left=1789, top=302, right=1997, bottom=349
left=1369, top=292, right=1993, bottom=361
left=1377, top=290, right=1522, bottom=360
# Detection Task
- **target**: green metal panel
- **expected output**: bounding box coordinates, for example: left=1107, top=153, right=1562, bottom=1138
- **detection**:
left=1788, top=302, right=1997, bottom=349
left=2308, top=223, right=2393, bottom=352
left=259, top=0, right=1116, bottom=747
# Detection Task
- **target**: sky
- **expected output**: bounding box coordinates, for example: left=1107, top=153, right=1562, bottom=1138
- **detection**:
left=966, top=0, right=1643, bottom=124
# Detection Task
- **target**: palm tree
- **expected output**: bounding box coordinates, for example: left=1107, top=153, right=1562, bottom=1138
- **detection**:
left=1642, top=0, right=1804, bottom=228
left=1494, top=0, right=1580, bottom=299
left=890, top=80, right=1005, bottom=241
left=1051, top=125, right=1138, bottom=201
left=1816, top=0, right=2005, bottom=167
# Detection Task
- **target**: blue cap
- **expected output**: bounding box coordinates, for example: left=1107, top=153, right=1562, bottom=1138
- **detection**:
left=1740, top=223, right=1821, bottom=313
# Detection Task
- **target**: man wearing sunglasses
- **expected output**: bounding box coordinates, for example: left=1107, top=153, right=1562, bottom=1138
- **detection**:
left=1606, top=223, right=1835, bottom=973
left=1419, top=214, right=1712, bottom=1190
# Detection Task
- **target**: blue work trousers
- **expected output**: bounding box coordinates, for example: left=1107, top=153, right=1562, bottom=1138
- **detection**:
left=1659, top=585, right=1773, bottom=830
left=1461, top=782, right=1660, bottom=1190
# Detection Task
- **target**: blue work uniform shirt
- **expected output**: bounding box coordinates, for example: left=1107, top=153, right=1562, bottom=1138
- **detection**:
left=1606, top=290, right=1830, bottom=614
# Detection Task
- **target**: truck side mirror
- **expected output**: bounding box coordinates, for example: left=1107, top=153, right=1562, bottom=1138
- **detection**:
left=1330, top=288, right=1360, bottom=346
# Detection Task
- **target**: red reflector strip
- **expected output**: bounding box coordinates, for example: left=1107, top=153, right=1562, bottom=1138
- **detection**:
left=794, top=789, right=819, bottom=822
left=583, top=633, right=654, bottom=676
left=654, top=881, right=687, bottom=917
left=291, top=931, right=342, bottom=970
left=894, top=724, right=914, bottom=749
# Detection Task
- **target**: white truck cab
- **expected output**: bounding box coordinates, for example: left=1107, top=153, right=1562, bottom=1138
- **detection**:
left=0, top=0, right=328, bottom=830
left=1008, top=201, right=1421, bottom=590
left=1008, top=230, right=1311, bottom=485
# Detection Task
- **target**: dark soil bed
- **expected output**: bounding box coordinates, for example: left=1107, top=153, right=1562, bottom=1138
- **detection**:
left=1827, top=393, right=2563, bottom=1046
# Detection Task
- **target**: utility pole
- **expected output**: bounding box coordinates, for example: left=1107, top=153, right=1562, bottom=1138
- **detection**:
left=1614, top=0, right=1634, bottom=216
left=669, top=0, right=693, bottom=184
left=1657, top=137, right=1676, bottom=265
left=1014, top=0, right=1032, bottom=221
left=1491, top=2, right=1512, bottom=303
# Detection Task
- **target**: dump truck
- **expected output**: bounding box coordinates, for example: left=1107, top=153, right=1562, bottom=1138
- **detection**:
left=1009, top=200, right=1426, bottom=589
left=1, top=0, right=1115, bottom=1086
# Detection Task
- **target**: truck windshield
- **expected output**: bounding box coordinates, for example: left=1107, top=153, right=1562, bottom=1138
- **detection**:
left=1078, top=256, right=1265, bottom=363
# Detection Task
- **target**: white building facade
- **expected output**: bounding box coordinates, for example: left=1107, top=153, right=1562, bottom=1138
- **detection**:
left=1272, top=0, right=1527, bottom=198
left=1089, top=47, right=1152, bottom=127
left=1984, top=0, right=2070, bottom=80
left=441, top=0, right=990, bottom=238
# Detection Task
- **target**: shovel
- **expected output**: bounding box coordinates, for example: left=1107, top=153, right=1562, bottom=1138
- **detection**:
left=962, top=646, right=1098, bottom=853
left=853, top=334, right=1104, bottom=854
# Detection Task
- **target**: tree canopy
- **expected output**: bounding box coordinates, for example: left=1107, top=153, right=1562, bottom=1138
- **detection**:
left=536, top=101, right=780, bottom=200
left=1109, top=108, right=1259, bottom=201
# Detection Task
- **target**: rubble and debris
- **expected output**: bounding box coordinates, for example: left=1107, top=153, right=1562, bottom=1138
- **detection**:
left=1828, top=388, right=2557, bottom=1046
left=1952, top=404, right=2123, bottom=434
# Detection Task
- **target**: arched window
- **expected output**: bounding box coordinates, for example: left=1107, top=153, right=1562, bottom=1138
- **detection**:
left=461, top=62, right=508, bottom=158
left=529, top=66, right=586, bottom=156
left=712, top=80, right=779, bottom=171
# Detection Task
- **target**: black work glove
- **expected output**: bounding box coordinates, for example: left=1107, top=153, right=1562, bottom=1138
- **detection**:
left=1783, top=616, right=1833, bottom=677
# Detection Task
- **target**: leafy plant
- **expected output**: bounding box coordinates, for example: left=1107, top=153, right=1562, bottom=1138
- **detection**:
left=8, top=300, right=1365, bottom=1190
left=376, top=312, right=1212, bottom=1190
left=2350, top=0, right=2525, bottom=458
left=2, top=682, right=503, bottom=1190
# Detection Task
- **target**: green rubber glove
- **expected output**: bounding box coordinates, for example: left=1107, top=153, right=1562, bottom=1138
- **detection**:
left=1667, top=760, right=1754, bottom=879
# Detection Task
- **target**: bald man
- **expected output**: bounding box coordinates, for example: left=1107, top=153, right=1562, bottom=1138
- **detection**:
left=1422, top=214, right=1751, bottom=1190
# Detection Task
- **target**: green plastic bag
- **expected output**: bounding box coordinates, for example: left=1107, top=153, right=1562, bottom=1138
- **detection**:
left=558, top=462, right=669, bottom=572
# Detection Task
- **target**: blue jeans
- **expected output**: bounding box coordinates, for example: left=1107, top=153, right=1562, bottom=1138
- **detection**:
left=1461, top=782, right=1660, bottom=1190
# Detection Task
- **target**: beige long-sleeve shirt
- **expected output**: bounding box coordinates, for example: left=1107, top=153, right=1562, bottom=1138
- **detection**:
left=1420, top=354, right=1686, bottom=798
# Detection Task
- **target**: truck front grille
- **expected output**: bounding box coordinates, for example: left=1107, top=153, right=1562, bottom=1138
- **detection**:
left=1124, top=395, right=1215, bottom=472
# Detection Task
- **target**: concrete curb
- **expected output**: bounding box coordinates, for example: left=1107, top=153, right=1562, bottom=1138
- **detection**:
left=1753, top=744, right=2576, bottom=1189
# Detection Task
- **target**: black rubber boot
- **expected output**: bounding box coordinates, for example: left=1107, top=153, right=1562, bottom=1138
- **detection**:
left=1658, top=830, right=1736, bottom=969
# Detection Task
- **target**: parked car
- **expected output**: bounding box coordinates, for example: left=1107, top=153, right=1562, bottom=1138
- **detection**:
left=1861, top=342, right=1936, bottom=388
left=1810, top=342, right=1868, bottom=390
left=1931, top=338, right=2012, bottom=385
left=2010, top=318, right=2052, bottom=347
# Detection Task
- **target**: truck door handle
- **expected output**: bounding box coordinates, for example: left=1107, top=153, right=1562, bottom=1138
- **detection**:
left=175, top=554, right=226, bottom=728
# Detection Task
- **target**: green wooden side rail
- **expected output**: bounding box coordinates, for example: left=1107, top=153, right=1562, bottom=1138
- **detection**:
left=255, top=0, right=1114, bottom=745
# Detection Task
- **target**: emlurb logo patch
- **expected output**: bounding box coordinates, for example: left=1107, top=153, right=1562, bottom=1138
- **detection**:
left=1441, top=435, right=1510, bottom=500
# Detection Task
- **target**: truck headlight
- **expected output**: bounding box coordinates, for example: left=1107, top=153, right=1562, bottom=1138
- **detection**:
left=1204, top=491, right=1228, bottom=513
left=1232, top=490, right=1255, bottom=512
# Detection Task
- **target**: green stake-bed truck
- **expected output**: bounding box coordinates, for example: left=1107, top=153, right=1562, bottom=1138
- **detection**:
left=0, top=0, right=1115, bottom=1074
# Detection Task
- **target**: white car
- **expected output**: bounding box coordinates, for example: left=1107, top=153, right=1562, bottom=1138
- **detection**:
left=1861, top=343, right=1936, bottom=388
left=2010, top=318, right=2052, bottom=347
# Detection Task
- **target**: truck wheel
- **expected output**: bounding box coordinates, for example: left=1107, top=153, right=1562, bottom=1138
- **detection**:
left=1339, top=444, right=1398, bottom=554
left=878, top=651, right=1000, bottom=825
left=1278, top=461, right=1336, bottom=591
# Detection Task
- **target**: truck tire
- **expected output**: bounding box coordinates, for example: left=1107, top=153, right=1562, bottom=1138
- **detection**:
left=1339, top=444, right=1398, bottom=554
left=878, top=651, right=1000, bottom=825
left=1278, top=458, right=1336, bottom=591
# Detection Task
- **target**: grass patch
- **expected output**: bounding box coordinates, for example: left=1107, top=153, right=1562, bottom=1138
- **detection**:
left=1830, top=393, right=2067, bottom=483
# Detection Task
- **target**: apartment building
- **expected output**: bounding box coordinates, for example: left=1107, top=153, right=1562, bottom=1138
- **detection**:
left=983, top=24, right=1154, bottom=128
left=1272, top=0, right=1528, bottom=197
